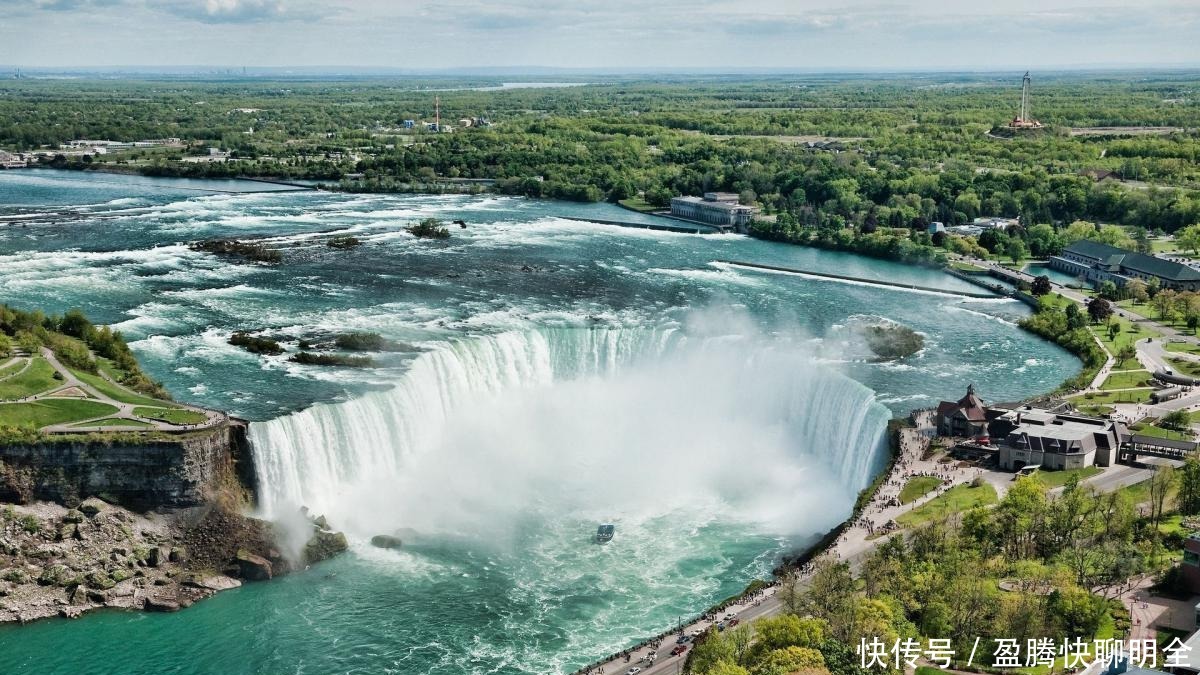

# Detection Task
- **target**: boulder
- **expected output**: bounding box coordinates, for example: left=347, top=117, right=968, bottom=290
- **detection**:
left=85, top=571, right=115, bottom=590
left=235, top=549, right=273, bottom=581
left=168, top=547, right=185, bottom=563
left=312, top=514, right=329, bottom=530
left=63, top=509, right=84, bottom=524
left=370, top=535, right=403, bottom=550
left=78, top=499, right=105, bottom=518
left=305, top=530, right=348, bottom=564
left=146, top=547, right=163, bottom=568
left=143, top=596, right=181, bottom=613
left=57, top=524, right=78, bottom=541
left=38, top=564, right=80, bottom=587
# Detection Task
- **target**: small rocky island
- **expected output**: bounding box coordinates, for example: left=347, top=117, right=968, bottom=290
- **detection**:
left=857, top=319, right=926, bottom=360
left=0, top=305, right=347, bottom=623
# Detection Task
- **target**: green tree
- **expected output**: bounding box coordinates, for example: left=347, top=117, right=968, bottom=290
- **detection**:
left=1087, top=297, right=1113, bottom=324
left=1176, top=224, right=1200, bottom=255
left=1178, top=457, right=1200, bottom=516
left=1031, top=275, right=1052, bottom=296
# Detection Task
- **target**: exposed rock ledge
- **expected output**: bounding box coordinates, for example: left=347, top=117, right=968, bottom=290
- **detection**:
left=0, top=498, right=346, bottom=624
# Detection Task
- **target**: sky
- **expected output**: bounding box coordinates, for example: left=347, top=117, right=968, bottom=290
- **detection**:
left=0, top=0, right=1197, bottom=71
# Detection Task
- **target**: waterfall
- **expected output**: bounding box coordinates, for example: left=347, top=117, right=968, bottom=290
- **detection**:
left=249, top=327, right=891, bottom=537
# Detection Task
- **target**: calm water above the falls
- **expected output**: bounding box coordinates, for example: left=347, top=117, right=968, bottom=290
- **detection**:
left=0, top=170, right=1077, bottom=674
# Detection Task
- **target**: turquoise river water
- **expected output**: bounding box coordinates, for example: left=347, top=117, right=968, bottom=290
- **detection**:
left=0, top=170, right=1078, bottom=674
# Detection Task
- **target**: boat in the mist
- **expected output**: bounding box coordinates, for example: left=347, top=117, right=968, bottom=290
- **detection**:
left=595, top=524, right=615, bottom=543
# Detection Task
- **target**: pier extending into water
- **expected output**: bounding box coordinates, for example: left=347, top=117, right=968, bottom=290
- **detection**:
left=716, top=259, right=1003, bottom=299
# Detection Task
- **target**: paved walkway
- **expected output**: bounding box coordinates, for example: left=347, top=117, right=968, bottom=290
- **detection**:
left=1, top=346, right=226, bottom=434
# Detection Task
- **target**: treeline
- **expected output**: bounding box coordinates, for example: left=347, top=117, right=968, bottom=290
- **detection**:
left=6, top=76, right=1200, bottom=235
left=0, top=306, right=170, bottom=400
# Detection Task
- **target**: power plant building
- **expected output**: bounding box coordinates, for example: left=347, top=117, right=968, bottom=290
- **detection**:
left=670, top=194, right=758, bottom=231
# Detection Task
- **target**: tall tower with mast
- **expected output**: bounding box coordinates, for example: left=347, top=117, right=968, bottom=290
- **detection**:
left=1009, top=71, right=1043, bottom=129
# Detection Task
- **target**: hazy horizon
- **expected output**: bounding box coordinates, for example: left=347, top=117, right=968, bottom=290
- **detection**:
left=1, top=0, right=1197, bottom=71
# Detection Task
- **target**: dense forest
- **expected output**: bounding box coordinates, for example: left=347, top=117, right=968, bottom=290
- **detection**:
left=2, top=72, right=1199, bottom=238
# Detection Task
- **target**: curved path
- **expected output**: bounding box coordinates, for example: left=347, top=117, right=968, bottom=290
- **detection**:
left=28, top=347, right=226, bottom=434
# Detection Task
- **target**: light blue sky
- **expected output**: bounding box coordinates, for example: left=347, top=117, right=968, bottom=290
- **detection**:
left=1, top=0, right=1197, bottom=70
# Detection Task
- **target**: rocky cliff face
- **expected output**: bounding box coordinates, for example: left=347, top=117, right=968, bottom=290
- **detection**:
left=0, top=421, right=347, bottom=624
left=0, top=498, right=346, bottom=623
left=0, top=422, right=256, bottom=509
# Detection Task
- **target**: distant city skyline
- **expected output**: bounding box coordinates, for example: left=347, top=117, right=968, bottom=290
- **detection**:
left=0, top=0, right=1197, bottom=70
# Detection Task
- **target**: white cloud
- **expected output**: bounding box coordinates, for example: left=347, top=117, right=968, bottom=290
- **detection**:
left=0, top=0, right=1197, bottom=68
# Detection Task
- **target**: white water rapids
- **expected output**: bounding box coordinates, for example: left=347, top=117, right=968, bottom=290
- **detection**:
left=249, top=325, right=891, bottom=542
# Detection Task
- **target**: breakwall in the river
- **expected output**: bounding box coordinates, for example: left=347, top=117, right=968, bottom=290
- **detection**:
left=0, top=422, right=255, bottom=509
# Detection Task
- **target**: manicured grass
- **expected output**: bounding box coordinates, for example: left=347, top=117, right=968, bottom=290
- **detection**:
left=1033, top=466, right=1102, bottom=488
left=950, top=261, right=987, bottom=273
left=95, top=357, right=131, bottom=383
left=617, top=196, right=659, bottom=213
left=1129, top=422, right=1194, bottom=442
left=0, top=358, right=62, bottom=401
left=1090, top=315, right=1162, bottom=355
left=897, top=483, right=998, bottom=527
left=1168, top=357, right=1200, bottom=377
left=0, top=358, right=27, bottom=379
left=1165, top=341, right=1200, bottom=356
left=1071, top=388, right=1153, bottom=405
left=69, top=369, right=176, bottom=408
left=69, top=417, right=153, bottom=429
left=1075, top=404, right=1115, bottom=416
left=132, top=406, right=207, bottom=425
left=0, top=399, right=118, bottom=429
left=1099, top=370, right=1153, bottom=390
left=899, top=476, right=943, bottom=504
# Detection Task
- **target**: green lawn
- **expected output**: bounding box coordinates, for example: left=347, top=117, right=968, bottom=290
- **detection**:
left=0, top=399, right=118, bottom=429
left=95, top=357, right=131, bottom=383
left=1099, top=370, right=1153, bottom=390
left=1033, top=466, right=1102, bottom=489
left=0, top=358, right=62, bottom=401
left=1071, top=389, right=1153, bottom=405
left=1075, top=404, right=1115, bottom=416
left=897, top=483, right=998, bottom=528
left=899, top=476, right=943, bottom=505
left=1118, top=479, right=1178, bottom=508
left=951, top=261, right=987, bottom=273
left=1168, top=357, right=1200, bottom=377
left=617, top=196, right=659, bottom=213
left=132, top=406, right=206, bottom=425
left=0, top=358, right=27, bottom=379
left=1090, top=315, right=1161, bottom=355
left=70, top=369, right=176, bottom=408
left=1129, top=422, right=1194, bottom=442
left=69, top=417, right=153, bottom=429
left=1165, top=342, right=1200, bottom=356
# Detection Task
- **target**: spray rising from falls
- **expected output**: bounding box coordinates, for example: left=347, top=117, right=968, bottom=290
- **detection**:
left=249, top=327, right=892, bottom=540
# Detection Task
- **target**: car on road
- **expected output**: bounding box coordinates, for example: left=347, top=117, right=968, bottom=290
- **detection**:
left=728, top=618, right=740, bottom=627
left=716, top=621, right=727, bottom=630
left=724, top=613, right=736, bottom=621
left=625, top=668, right=641, bottom=675
left=671, top=645, right=688, bottom=656
left=675, top=634, right=692, bottom=644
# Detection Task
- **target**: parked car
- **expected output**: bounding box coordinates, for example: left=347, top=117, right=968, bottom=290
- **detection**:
left=728, top=618, right=740, bottom=627
left=671, top=645, right=688, bottom=656
left=625, top=668, right=641, bottom=675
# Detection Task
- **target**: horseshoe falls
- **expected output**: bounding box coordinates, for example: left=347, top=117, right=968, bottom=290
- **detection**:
left=0, top=170, right=1079, bottom=675
left=249, top=327, right=892, bottom=538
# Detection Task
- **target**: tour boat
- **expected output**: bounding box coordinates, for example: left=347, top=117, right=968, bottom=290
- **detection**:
left=595, top=524, right=615, bottom=543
